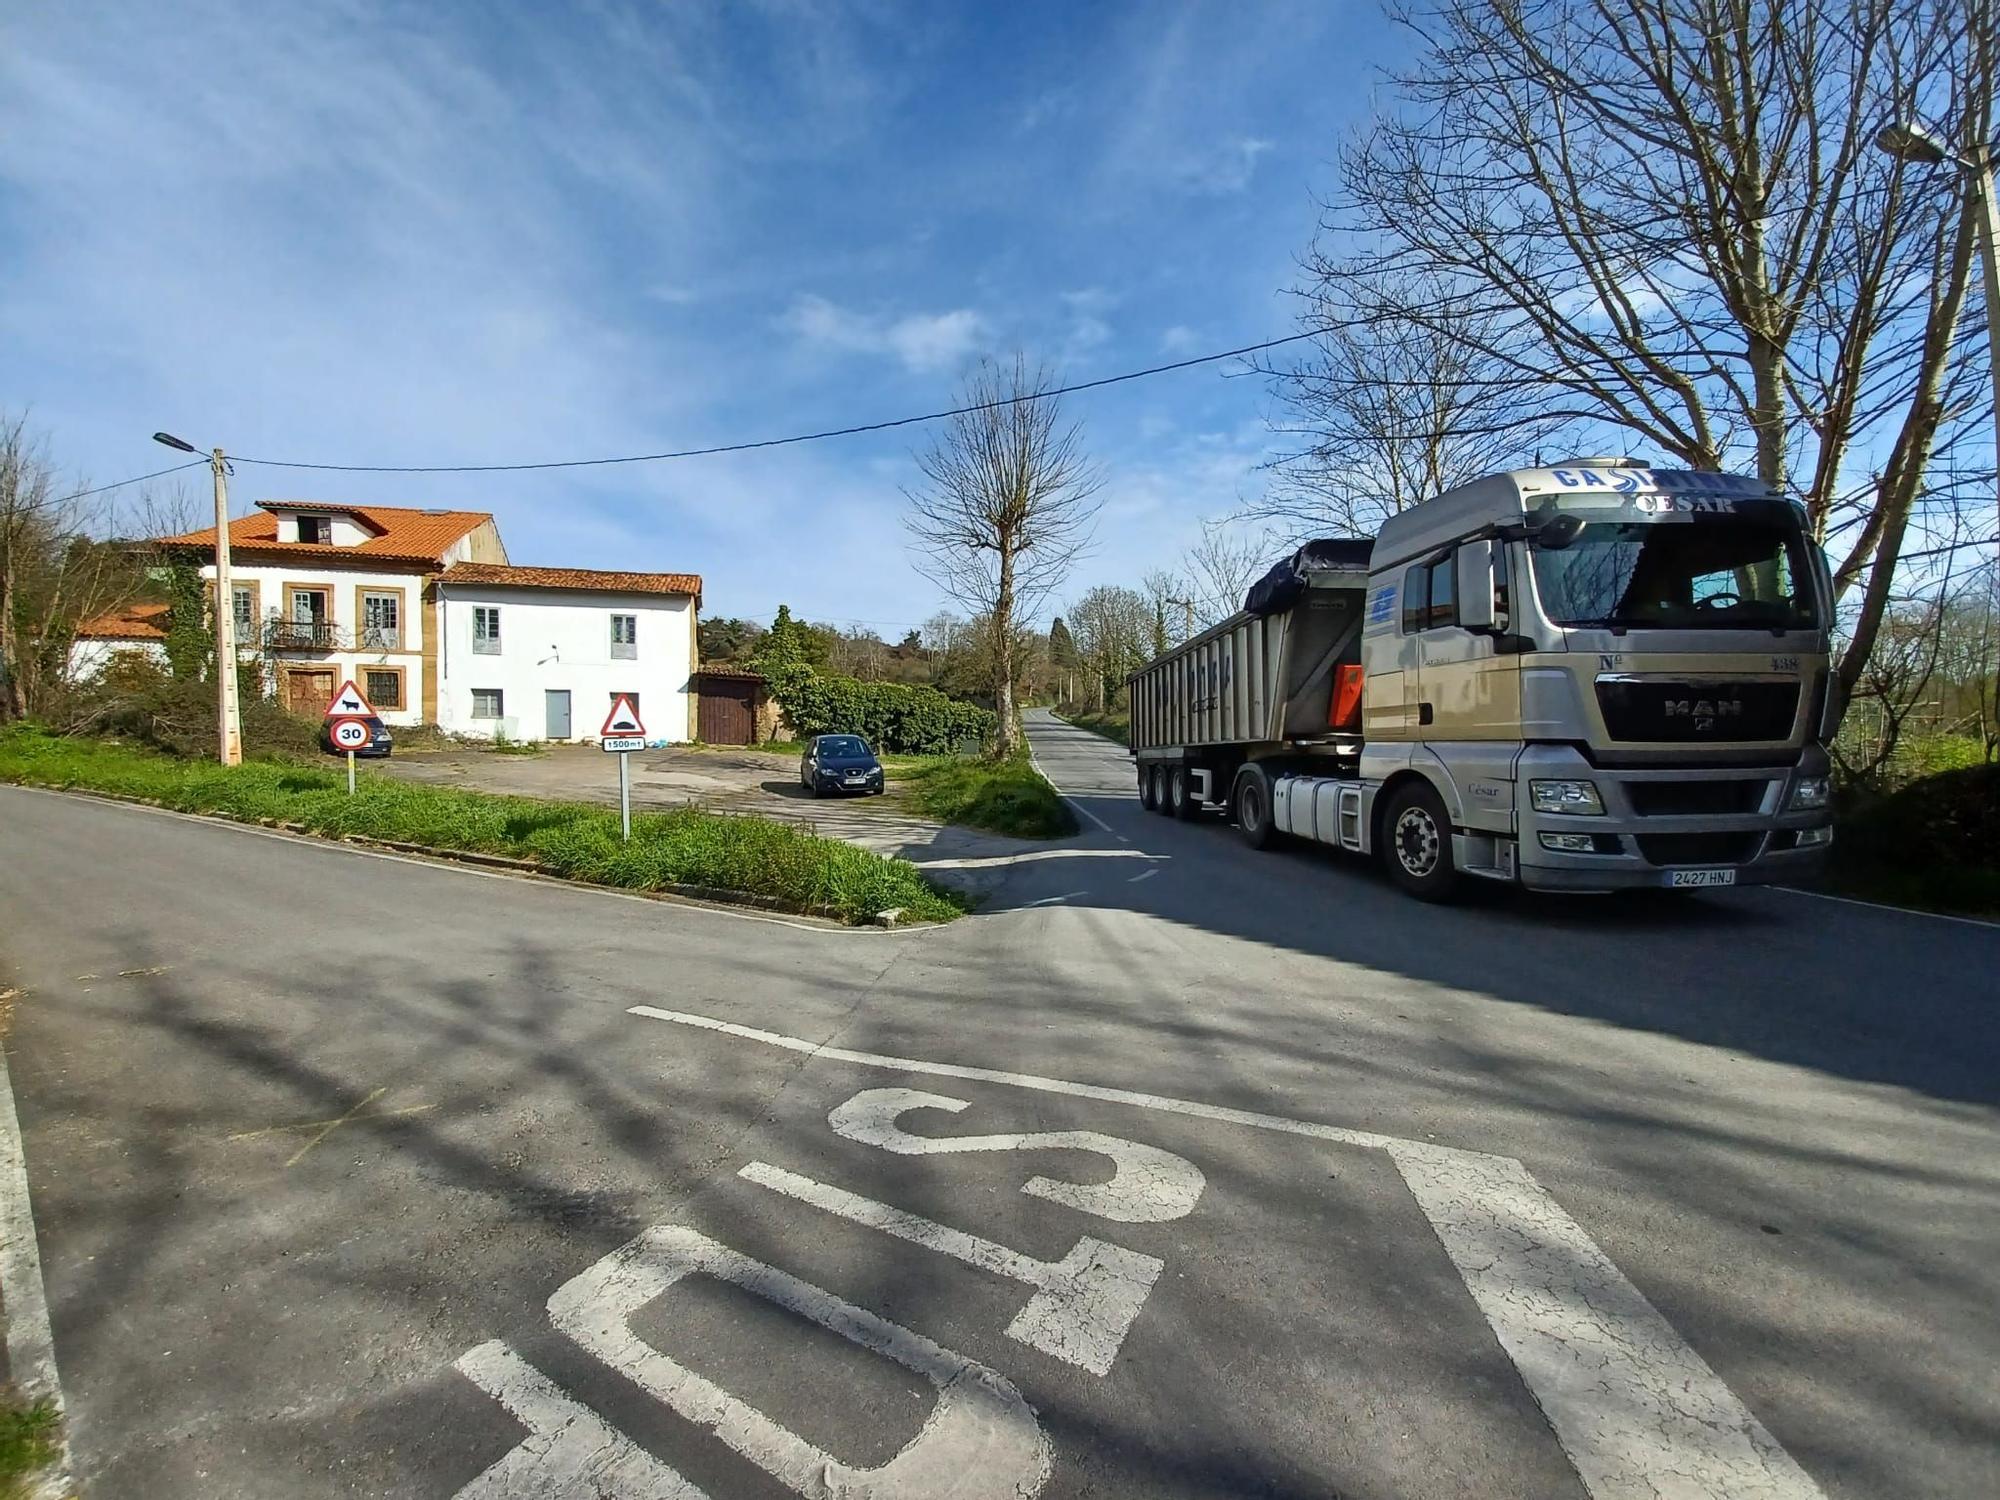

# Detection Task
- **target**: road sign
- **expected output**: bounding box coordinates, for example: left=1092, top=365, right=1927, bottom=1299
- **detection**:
left=325, top=679, right=376, bottom=720
left=328, top=717, right=373, bottom=752
left=600, top=695, right=646, bottom=749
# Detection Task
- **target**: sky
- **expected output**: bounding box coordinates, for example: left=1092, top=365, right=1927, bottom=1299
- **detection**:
left=1, top=0, right=1407, bottom=637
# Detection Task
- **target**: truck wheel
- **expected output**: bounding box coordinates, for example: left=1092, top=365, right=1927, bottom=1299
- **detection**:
left=1149, top=765, right=1171, bottom=815
left=1235, top=769, right=1277, bottom=850
left=1138, top=764, right=1159, bottom=811
left=1382, top=781, right=1459, bottom=901
left=1170, top=766, right=1199, bottom=820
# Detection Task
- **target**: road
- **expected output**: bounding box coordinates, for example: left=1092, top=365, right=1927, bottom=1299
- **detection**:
left=0, top=709, right=1993, bottom=1499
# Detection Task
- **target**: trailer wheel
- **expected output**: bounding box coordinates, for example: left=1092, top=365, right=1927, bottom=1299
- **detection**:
left=1169, top=766, right=1199, bottom=820
left=1382, top=781, right=1459, bottom=901
left=1138, top=764, right=1159, bottom=811
left=1234, top=768, right=1277, bottom=850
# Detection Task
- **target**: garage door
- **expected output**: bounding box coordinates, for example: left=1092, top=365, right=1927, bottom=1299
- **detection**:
left=696, top=678, right=757, bottom=744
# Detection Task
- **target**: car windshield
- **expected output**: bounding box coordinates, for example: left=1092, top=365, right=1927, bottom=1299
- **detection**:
left=817, top=736, right=870, bottom=758
left=1529, top=516, right=1817, bottom=631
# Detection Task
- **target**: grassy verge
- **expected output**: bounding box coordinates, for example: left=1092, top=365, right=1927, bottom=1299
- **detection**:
left=1057, top=708, right=1129, bottom=746
left=0, top=726, right=962, bottom=924
left=1825, top=763, right=1999, bottom=918
left=897, top=739, right=1078, bottom=838
left=0, top=1394, right=60, bottom=1500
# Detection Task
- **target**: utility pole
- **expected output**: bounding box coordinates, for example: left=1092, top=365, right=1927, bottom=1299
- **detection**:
left=153, top=432, right=243, bottom=765
left=1167, top=596, right=1196, bottom=641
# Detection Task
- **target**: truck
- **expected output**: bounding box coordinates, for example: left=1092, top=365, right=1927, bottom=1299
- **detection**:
left=1126, top=460, right=1836, bottom=900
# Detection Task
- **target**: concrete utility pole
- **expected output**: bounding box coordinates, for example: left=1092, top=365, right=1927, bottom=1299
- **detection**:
left=1167, top=596, right=1196, bottom=641
left=153, top=432, right=243, bottom=765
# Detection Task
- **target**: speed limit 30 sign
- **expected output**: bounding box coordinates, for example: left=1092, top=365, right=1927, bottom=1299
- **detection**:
left=329, top=717, right=373, bottom=751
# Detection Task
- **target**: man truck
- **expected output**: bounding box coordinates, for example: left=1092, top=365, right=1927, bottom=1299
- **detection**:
left=1126, top=460, right=1836, bottom=900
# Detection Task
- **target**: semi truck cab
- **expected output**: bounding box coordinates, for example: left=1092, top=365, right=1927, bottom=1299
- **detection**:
left=1127, top=461, right=1837, bottom=900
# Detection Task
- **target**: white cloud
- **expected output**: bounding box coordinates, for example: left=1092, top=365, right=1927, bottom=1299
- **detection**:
left=1177, top=136, right=1274, bottom=195
left=1160, top=324, right=1199, bottom=353
left=782, top=294, right=988, bottom=373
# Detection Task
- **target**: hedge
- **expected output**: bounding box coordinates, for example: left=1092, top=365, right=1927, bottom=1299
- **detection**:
left=771, top=669, right=995, bottom=754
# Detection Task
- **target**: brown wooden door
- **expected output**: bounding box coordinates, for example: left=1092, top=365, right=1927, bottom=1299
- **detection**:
left=286, top=668, right=335, bottom=717
left=696, top=680, right=756, bottom=744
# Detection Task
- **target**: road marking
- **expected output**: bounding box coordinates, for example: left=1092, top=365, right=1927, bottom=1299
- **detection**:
left=1126, top=867, right=1158, bottom=883
left=226, top=1087, right=435, bottom=1167
left=1024, top=892, right=1085, bottom=907
left=1023, top=733, right=1119, bottom=834
left=741, top=1161, right=1160, bottom=1376
left=0, top=1027, right=72, bottom=1494
left=1773, top=883, right=2000, bottom=929
left=547, top=1224, right=1052, bottom=1499
left=454, top=1340, right=713, bottom=1498
left=912, top=848, right=1162, bottom=870
left=628, top=1005, right=1827, bottom=1500
left=827, top=1086, right=1204, bottom=1222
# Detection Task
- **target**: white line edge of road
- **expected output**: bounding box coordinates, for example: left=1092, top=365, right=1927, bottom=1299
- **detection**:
left=1772, top=882, right=2000, bottom=930
left=0, top=1038, right=71, bottom=1496
left=1022, top=716, right=1119, bottom=835
left=629, top=1003, right=1829, bottom=1500
left=0, top=786, right=924, bottom=938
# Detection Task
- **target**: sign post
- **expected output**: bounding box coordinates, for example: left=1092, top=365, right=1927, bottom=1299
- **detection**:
left=600, top=695, right=648, bottom=841
left=323, top=680, right=377, bottom=796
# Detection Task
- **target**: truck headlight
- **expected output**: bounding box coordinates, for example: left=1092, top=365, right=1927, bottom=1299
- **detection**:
left=1530, top=779, right=1605, bottom=815
left=1788, top=776, right=1830, bottom=811
left=1795, top=824, right=1833, bottom=847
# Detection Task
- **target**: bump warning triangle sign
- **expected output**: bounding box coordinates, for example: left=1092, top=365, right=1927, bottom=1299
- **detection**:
left=324, top=679, right=375, bottom=719
left=600, top=694, right=646, bottom=738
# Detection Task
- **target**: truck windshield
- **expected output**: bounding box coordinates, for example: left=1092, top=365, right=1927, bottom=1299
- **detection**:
left=1529, top=517, right=1817, bottom=631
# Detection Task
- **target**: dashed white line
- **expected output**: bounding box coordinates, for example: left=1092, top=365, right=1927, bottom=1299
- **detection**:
left=628, top=1004, right=1827, bottom=1500
left=1126, top=868, right=1158, bottom=883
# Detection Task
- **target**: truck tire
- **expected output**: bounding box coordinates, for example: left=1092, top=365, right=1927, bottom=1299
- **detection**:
left=1170, top=766, right=1199, bottom=820
left=1149, top=765, right=1172, bottom=815
left=1382, top=781, right=1459, bottom=901
left=1139, top=764, right=1159, bottom=811
left=1234, top=768, right=1277, bottom=850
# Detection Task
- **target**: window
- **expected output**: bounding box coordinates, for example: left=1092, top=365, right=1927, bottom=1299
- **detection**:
left=1528, top=516, right=1816, bottom=631
left=472, top=605, right=501, bottom=654
left=472, top=688, right=503, bottom=719
left=360, top=590, right=401, bottom=649
left=1401, top=559, right=1457, bottom=633
left=364, top=668, right=404, bottom=710
left=231, top=585, right=256, bottom=636
left=610, top=613, right=637, bottom=659
left=288, top=586, right=329, bottom=623
left=296, top=515, right=330, bottom=544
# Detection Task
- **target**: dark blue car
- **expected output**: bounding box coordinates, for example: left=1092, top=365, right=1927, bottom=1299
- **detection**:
left=800, top=734, right=883, bottom=797
left=321, top=715, right=394, bottom=758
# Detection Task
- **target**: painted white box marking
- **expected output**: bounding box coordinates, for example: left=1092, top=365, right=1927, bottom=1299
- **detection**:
left=454, top=1340, right=712, bottom=1499
left=547, top=1224, right=1051, bottom=1499
left=741, top=1160, right=1160, bottom=1377
left=827, top=1086, right=1205, bottom=1223
left=629, top=1005, right=1828, bottom=1500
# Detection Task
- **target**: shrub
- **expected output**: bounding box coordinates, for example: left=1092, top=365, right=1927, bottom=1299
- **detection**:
left=1831, top=762, right=2000, bottom=916
left=72, top=655, right=319, bottom=759
left=770, top=667, right=995, bottom=754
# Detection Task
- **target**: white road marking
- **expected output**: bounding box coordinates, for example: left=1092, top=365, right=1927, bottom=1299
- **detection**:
left=740, top=1162, right=1160, bottom=1377
left=1024, top=892, right=1085, bottom=907
left=1022, top=735, right=1120, bottom=834
left=1125, top=868, right=1158, bottom=883
left=548, top=1224, right=1052, bottom=1499
left=454, top=1341, right=712, bottom=1499
left=0, top=1031, right=71, bottom=1495
left=1772, top=883, right=2000, bottom=929
left=912, top=849, right=1162, bottom=870
left=628, top=1006, right=1827, bottom=1500
left=827, top=1087, right=1204, bottom=1223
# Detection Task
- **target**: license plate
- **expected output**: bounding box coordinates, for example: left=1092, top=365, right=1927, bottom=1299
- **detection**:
left=1668, top=868, right=1736, bottom=888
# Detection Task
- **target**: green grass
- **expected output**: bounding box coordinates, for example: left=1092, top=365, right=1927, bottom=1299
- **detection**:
left=1825, top=761, right=2000, bottom=918
left=0, top=1395, right=60, bottom=1500
left=1057, top=708, right=1129, bottom=746
left=0, top=726, right=962, bottom=924
left=896, top=739, right=1077, bottom=838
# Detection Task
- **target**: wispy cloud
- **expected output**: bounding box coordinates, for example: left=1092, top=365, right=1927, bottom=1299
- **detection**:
left=781, top=294, right=989, bottom=374
left=1175, top=136, right=1274, bottom=195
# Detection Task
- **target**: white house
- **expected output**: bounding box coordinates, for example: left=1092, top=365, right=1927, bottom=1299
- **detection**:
left=74, top=502, right=703, bottom=742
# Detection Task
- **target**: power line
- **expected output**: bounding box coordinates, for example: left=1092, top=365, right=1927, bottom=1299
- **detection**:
left=62, top=458, right=210, bottom=503
left=228, top=331, right=1321, bottom=476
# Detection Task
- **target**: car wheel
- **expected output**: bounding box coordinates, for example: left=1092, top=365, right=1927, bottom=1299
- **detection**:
left=1382, top=781, right=1459, bottom=901
left=1235, top=768, right=1276, bottom=850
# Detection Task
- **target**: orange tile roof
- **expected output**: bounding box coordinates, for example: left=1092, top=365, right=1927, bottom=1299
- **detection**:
left=159, top=503, right=493, bottom=566
left=75, top=601, right=171, bottom=640
left=441, top=562, right=702, bottom=596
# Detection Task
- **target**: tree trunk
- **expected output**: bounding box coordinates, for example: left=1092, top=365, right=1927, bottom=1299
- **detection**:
left=993, top=542, right=1019, bottom=757
left=0, top=553, right=21, bottom=722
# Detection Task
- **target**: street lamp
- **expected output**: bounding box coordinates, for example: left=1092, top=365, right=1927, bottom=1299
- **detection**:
left=1875, top=118, right=2000, bottom=560
left=153, top=430, right=243, bottom=765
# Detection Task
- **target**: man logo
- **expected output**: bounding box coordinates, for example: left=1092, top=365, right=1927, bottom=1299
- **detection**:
left=1664, top=698, right=1743, bottom=733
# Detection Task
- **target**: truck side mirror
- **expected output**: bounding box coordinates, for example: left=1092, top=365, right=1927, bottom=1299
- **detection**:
left=1457, top=541, right=1498, bottom=632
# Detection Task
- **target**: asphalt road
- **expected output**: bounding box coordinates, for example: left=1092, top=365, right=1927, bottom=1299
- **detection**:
left=0, top=711, right=1993, bottom=1499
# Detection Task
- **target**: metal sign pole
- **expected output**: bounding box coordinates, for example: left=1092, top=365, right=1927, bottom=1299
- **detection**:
left=619, top=751, right=631, bottom=841
left=347, top=748, right=356, bottom=795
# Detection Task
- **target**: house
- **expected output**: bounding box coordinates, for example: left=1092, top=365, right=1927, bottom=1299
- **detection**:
left=68, top=602, right=171, bottom=678
left=73, top=501, right=704, bottom=742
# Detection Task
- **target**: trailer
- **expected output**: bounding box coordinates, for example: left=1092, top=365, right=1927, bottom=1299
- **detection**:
left=1125, top=462, right=1837, bottom=900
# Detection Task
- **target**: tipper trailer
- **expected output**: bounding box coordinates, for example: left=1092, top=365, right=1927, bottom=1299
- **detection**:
left=1126, top=461, right=1837, bottom=900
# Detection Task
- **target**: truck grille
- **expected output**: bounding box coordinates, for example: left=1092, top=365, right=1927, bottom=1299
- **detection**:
left=1634, top=832, right=1766, bottom=866
left=1626, top=779, right=1770, bottom=816
left=1596, top=679, right=1798, bottom=742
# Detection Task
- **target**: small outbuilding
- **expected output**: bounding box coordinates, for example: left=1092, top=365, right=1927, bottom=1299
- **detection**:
left=690, top=666, right=779, bottom=745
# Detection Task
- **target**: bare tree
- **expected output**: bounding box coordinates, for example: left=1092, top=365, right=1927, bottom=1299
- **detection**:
left=1141, top=569, right=1188, bottom=653
left=1299, top=0, right=1996, bottom=720
left=1066, top=585, right=1152, bottom=711
left=1183, top=518, right=1274, bottom=627
left=906, top=356, right=1103, bottom=755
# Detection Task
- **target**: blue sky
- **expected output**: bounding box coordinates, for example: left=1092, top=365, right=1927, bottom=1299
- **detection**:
left=2, top=1, right=1403, bottom=635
